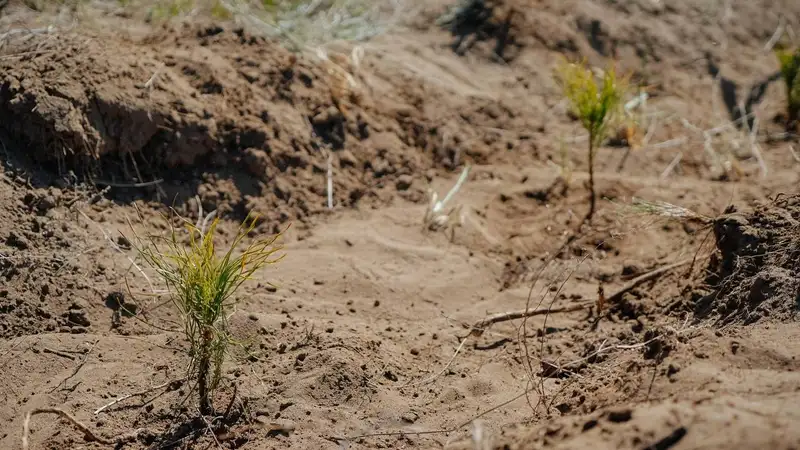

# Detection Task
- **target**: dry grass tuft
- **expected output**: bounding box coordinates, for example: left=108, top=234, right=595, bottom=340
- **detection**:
left=629, top=198, right=712, bottom=223
left=424, top=165, right=471, bottom=241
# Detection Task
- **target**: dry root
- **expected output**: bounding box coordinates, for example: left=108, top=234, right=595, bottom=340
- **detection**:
left=22, top=407, right=141, bottom=449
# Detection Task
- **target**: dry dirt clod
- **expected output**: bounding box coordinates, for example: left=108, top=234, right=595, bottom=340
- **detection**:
left=395, top=175, right=413, bottom=191
left=66, top=309, right=91, bottom=327
left=6, top=232, right=30, bottom=249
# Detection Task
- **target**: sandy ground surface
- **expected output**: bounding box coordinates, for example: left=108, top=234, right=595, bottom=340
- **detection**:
left=1, top=0, right=799, bottom=449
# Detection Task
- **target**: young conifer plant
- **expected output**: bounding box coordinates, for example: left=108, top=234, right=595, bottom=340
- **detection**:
left=557, top=59, right=627, bottom=221
left=774, top=45, right=800, bottom=131
left=133, top=212, right=284, bottom=415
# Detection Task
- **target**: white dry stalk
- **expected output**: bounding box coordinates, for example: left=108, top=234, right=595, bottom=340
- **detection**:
left=624, top=91, right=648, bottom=113
left=702, top=134, right=725, bottom=176
left=719, top=0, right=733, bottom=52
left=142, top=63, right=164, bottom=91
left=471, top=419, right=490, bottom=450
left=646, top=136, right=687, bottom=150
left=314, top=44, right=370, bottom=106
left=746, top=116, right=768, bottom=178
left=77, top=209, right=154, bottom=293
left=789, top=145, right=800, bottom=163
left=680, top=117, right=731, bottom=177
left=764, top=18, right=786, bottom=52
left=316, top=46, right=360, bottom=90
left=94, top=378, right=177, bottom=414
left=193, top=195, right=217, bottom=237
left=424, top=165, right=470, bottom=237
left=660, top=151, right=683, bottom=180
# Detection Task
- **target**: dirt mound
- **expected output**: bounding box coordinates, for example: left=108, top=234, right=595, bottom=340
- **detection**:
left=0, top=24, right=436, bottom=227
left=695, top=195, right=800, bottom=324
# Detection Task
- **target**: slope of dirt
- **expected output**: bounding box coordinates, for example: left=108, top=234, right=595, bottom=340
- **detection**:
left=0, top=22, right=436, bottom=231
left=696, top=196, right=800, bottom=324
left=1, top=0, right=799, bottom=449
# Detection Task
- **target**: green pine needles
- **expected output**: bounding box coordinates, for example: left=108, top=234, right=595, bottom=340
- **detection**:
left=557, top=59, right=627, bottom=221
left=775, top=45, right=800, bottom=131
left=133, top=212, right=284, bottom=415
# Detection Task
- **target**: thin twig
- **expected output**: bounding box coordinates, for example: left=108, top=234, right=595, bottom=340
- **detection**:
left=42, top=348, right=76, bottom=360
left=23, top=408, right=113, bottom=449
left=94, top=178, right=164, bottom=188
left=764, top=18, right=786, bottom=52
left=470, top=303, right=592, bottom=337
left=400, top=299, right=590, bottom=387
left=643, top=136, right=687, bottom=151
left=399, top=335, right=469, bottom=388
left=789, top=145, right=800, bottom=163
left=49, top=339, right=99, bottom=393
left=660, top=152, right=683, bottom=180
left=77, top=209, right=154, bottom=293
left=94, top=379, right=178, bottom=415
left=222, top=383, right=239, bottom=419
left=200, top=412, right=225, bottom=450
left=142, top=63, right=164, bottom=90
left=605, top=258, right=695, bottom=304
left=22, top=408, right=143, bottom=449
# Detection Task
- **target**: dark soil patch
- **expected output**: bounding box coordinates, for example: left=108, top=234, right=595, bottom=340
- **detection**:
left=695, top=196, right=800, bottom=324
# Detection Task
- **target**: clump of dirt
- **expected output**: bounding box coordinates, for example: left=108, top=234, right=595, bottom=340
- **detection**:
left=695, top=195, right=800, bottom=324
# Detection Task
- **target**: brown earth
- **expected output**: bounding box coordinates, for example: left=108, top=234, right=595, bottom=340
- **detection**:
left=1, top=0, right=799, bottom=449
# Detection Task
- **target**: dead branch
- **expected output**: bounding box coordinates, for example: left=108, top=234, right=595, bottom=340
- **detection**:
left=470, top=303, right=592, bottom=337
left=22, top=408, right=141, bottom=449
left=42, top=348, right=76, bottom=360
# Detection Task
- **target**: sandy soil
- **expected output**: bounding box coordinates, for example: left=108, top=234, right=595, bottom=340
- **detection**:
left=1, top=0, right=799, bottom=449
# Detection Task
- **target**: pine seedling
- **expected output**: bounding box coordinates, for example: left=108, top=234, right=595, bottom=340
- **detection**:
left=557, top=59, right=627, bottom=221
left=132, top=212, right=284, bottom=415
left=774, top=45, right=800, bottom=130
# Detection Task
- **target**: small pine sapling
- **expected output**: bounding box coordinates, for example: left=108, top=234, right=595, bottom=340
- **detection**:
left=132, top=212, right=284, bottom=415
left=557, top=59, right=627, bottom=221
left=774, top=45, right=800, bottom=131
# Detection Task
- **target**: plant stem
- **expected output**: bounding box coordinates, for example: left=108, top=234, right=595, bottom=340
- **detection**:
left=197, top=332, right=212, bottom=416
left=586, top=134, right=596, bottom=221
